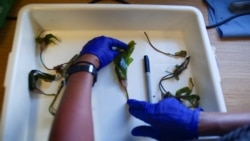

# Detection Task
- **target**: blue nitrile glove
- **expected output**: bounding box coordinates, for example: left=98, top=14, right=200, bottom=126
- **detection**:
left=80, top=36, right=128, bottom=69
left=127, top=97, right=201, bottom=141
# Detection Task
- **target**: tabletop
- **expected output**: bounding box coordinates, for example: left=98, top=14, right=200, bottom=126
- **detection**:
left=1, top=0, right=250, bottom=116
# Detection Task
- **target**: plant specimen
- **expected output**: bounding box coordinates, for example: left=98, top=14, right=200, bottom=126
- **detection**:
left=35, top=31, right=80, bottom=76
left=144, top=32, right=187, bottom=58
left=48, top=81, right=65, bottom=115
left=53, top=54, right=79, bottom=78
left=29, top=69, right=65, bottom=115
left=28, top=70, right=56, bottom=95
left=30, top=32, right=78, bottom=95
left=159, top=57, right=190, bottom=95
left=113, top=40, right=135, bottom=99
left=165, top=56, right=190, bottom=81
left=28, top=54, right=79, bottom=95
left=30, top=32, right=81, bottom=115
left=161, top=78, right=200, bottom=108
left=159, top=58, right=200, bottom=108
left=35, top=31, right=61, bottom=70
left=143, top=32, right=200, bottom=107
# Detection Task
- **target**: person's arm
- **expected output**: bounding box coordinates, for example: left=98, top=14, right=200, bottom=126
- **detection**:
left=49, top=54, right=99, bottom=141
left=199, top=112, right=250, bottom=136
left=49, top=36, right=128, bottom=141
left=127, top=97, right=250, bottom=141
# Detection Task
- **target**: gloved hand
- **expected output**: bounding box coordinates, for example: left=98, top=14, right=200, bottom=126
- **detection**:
left=127, top=97, right=201, bottom=141
left=80, top=36, right=128, bottom=70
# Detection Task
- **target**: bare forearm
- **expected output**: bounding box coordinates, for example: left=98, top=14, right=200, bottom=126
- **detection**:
left=49, top=54, right=99, bottom=141
left=199, top=112, right=250, bottom=136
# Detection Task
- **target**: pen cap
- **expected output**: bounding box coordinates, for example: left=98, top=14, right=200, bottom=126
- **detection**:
left=144, top=55, right=150, bottom=72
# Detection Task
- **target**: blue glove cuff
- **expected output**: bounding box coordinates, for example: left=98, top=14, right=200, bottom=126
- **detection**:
left=189, top=108, right=200, bottom=139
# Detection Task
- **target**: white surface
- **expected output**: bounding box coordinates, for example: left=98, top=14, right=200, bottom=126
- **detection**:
left=1, top=4, right=226, bottom=141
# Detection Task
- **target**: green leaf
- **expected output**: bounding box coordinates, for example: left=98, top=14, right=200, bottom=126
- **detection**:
left=174, top=50, right=187, bottom=57
left=175, top=87, right=192, bottom=97
left=36, top=33, right=60, bottom=46
left=113, top=40, right=135, bottom=99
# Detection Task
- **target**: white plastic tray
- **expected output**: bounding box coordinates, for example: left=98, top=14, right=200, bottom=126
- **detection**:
left=1, top=4, right=226, bottom=141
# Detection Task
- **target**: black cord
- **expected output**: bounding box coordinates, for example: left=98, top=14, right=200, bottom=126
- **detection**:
left=89, top=0, right=102, bottom=3
left=206, top=12, right=250, bottom=29
left=89, top=0, right=130, bottom=4
left=115, top=0, right=129, bottom=4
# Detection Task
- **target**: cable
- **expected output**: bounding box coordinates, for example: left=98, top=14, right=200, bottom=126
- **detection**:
left=206, top=12, right=250, bottom=29
left=89, top=0, right=102, bottom=3
left=115, top=0, right=129, bottom=4
left=88, top=0, right=130, bottom=4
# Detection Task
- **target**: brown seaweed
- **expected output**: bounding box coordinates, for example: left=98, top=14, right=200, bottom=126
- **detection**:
left=144, top=32, right=187, bottom=58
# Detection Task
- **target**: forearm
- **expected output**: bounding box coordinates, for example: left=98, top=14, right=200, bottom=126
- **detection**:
left=48, top=36, right=127, bottom=141
left=199, top=112, right=250, bottom=136
left=49, top=54, right=99, bottom=141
